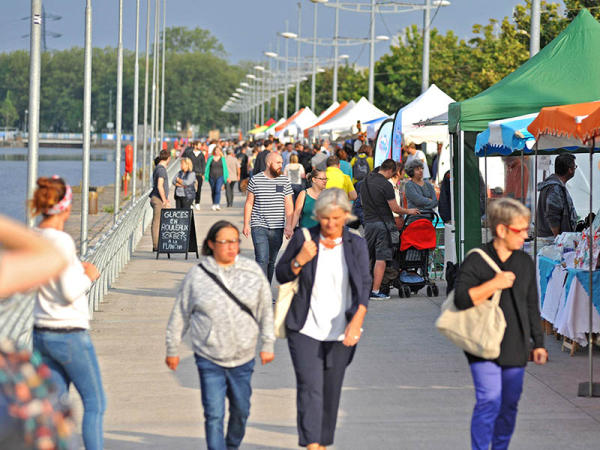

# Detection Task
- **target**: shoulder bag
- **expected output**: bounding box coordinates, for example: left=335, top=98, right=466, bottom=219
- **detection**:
left=198, top=264, right=257, bottom=323
left=435, top=248, right=507, bottom=359
left=274, top=228, right=312, bottom=339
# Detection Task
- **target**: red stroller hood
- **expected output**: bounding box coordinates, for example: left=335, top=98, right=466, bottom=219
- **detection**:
left=400, top=219, right=437, bottom=251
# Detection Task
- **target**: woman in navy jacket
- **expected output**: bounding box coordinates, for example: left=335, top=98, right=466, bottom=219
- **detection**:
left=276, top=188, right=371, bottom=450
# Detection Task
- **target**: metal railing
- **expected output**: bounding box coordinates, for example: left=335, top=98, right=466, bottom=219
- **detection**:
left=0, top=161, right=179, bottom=349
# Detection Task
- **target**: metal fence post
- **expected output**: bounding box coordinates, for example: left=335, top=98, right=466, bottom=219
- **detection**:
left=80, top=0, right=93, bottom=255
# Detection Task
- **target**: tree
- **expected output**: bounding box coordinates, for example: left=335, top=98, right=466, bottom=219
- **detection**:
left=0, top=90, right=18, bottom=130
left=163, top=26, right=226, bottom=57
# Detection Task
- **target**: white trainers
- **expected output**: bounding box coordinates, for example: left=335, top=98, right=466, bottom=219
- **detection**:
left=211, top=205, right=216, bottom=211
left=215, top=204, right=221, bottom=211
left=195, top=204, right=200, bottom=211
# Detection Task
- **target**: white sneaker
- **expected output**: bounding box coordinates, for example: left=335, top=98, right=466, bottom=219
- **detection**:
left=195, top=204, right=200, bottom=211
left=211, top=205, right=216, bottom=211
left=215, top=204, right=221, bottom=211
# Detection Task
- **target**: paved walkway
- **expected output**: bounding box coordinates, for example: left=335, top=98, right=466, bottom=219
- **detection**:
left=68, top=183, right=600, bottom=449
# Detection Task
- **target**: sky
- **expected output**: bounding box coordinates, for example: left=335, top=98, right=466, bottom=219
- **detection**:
left=1, top=0, right=531, bottom=67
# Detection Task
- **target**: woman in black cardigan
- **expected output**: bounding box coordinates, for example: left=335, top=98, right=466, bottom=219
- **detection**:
left=454, top=198, right=547, bottom=450
left=276, top=188, right=371, bottom=450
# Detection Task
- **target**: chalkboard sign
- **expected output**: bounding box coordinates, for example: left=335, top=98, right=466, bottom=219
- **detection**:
left=156, top=208, right=199, bottom=259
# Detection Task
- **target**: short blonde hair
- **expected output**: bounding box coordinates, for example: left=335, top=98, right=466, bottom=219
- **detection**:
left=487, top=198, right=531, bottom=237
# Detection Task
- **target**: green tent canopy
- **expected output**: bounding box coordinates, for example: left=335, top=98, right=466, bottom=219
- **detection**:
left=448, top=9, right=600, bottom=260
left=449, top=9, right=600, bottom=133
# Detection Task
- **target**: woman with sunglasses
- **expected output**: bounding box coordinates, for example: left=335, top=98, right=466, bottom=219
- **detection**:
left=291, top=169, right=327, bottom=229
left=165, top=221, right=275, bottom=450
left=454, top=198, right=547, bottom=450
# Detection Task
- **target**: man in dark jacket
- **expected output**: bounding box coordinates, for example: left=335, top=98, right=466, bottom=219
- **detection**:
left=252, top=139, right=273, bottom=176
left=183, top=141, right=206, bottom=210
left=536, top=153, right=578, bottom=237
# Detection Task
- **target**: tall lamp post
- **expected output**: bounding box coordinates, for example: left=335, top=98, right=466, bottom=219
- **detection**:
left=308, top=0, right=328, bottom=112
left=254, top=65, right=265, bottom=124
left=322, top=0, right=450, bottom=100
left=280, top=28, right=298, bottom=119
left=246, top=73, right=256, bottom=127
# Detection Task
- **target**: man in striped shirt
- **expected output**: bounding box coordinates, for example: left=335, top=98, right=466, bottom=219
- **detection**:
left=243, top=152, right=294, bottom=283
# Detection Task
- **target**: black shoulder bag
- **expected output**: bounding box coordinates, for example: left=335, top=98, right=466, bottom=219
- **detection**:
left=362, top=175, right=400, bottom=247
left=198, top=264, right=257, bottom=323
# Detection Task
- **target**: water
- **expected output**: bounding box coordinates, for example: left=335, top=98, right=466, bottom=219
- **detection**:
left=0, top=147, right=127, bottom=223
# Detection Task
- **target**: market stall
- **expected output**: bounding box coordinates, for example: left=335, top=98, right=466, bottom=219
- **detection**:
left=304, top=101, right=349, bottom=140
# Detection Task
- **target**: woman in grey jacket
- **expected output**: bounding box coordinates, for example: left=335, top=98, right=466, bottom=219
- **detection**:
left=165, top=221, right=275, bottom=450
left=404, top=159, right=438, bottom=210
left=172, top=157, right=196, bottom=209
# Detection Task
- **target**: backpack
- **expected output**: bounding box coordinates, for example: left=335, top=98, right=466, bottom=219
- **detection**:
left=354, top=156, right=370, bottom=181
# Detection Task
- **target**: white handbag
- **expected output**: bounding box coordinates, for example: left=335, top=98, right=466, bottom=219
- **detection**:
left=274, top=228, right=312, bottom=339
left=435, top=248, right=507, bottom=359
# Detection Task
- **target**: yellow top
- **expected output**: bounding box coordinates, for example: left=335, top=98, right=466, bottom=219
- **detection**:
left=350, top=154, right=374, bottom=184
left=326, top=167, right=355, bottom=196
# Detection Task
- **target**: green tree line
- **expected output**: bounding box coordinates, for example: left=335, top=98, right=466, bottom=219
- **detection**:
left=0, top=1, right=596, bottom=132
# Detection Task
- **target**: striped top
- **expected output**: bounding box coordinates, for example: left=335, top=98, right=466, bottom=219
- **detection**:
left=248, top=172, right=293, bottom=229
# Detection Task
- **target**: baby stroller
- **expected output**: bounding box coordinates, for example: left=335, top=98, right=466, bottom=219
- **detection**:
left=394, top=210, right=440, bottom=298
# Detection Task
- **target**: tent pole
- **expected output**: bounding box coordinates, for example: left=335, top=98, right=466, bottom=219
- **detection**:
left=449, top=133, right=455, bottom=225
left=484, top=148, right=488, bottom=243
left=460, top=130, right=465, bottom=262
left=520, top=149, right=525, bottom=205
left=533, top=140, right=538, bottom=284
left=578, top=137, right=599, bottom=397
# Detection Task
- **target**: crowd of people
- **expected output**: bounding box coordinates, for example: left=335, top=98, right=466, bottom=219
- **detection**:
left=1, top=133, right=559, bottom=450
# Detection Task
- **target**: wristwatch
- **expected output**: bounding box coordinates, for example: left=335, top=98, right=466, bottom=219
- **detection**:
left=292, top=259, right=303, bottom=269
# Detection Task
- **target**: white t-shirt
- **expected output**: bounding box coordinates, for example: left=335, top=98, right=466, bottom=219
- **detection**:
left=407, top=150, right=430, bottom=179
left=34, top=228, right=92, bottom=329
left=300, top=236, right=352, bottom=341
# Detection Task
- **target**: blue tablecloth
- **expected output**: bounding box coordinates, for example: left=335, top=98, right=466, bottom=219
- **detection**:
left=538, top=256, right=600, bottom=314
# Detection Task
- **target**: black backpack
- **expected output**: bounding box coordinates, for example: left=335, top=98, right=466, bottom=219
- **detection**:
left=354, top=156, right=370, bottom=181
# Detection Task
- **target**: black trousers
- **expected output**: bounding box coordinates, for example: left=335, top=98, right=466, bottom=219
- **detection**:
left=175, top=196, right=193, bottom=209
left=225, top=181, right=237, bottom=207
left=194, top=175, right=203, bottom=204
left=287, top=330, right=356, bottom=447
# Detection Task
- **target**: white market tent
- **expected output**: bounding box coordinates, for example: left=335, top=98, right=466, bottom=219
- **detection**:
left=307, top=100, right=356, bottom=141
left=300, top=102, right=340, bottom=138
left=316, top=97, right=387, bottom=141
left=275, top=107, right=318, bottom=141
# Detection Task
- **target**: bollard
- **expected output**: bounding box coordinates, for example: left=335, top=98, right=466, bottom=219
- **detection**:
left=89, top=190, right=98, bottom=215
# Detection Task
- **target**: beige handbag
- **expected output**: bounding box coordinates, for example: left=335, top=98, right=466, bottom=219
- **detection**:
left=274, top=228, right=312, bottom=339
left=435, top=248, right=507, bottom=359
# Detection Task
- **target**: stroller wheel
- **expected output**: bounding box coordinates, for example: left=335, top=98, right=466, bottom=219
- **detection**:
left=398, top=286, right=404, bottom=298
left=403, top=286, right=411, bottom=298
left=432, top=284, right=439, bottom=297
left=427, top=286, right=433, bottom=297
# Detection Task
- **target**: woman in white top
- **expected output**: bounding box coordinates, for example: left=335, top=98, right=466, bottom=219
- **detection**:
left=284, top=153, right=306, bottom=203
left=276, top=189, right=371, bottom=450
left=31, top=176, right=106, bottom=450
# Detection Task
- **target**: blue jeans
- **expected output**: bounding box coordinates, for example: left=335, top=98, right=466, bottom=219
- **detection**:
left=209, top=176, right=224, bottom=205
left=251, top=226, right=284, bottom=283
left=195, top=354, right=255, bottom=450
left=33, top=330, right=106, bottom=450
left=470, top=362, right=525, bottom=450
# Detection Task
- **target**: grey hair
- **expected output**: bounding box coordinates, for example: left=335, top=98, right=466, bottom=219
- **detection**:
left=405, top=159, right=424, bottom=178
left=313, top=188, right=356, bottom=221
left=487, top=197, right=531, bottom=237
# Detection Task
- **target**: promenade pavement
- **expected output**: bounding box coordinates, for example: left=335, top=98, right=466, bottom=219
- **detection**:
left=68, top=182, right=600, bottom=449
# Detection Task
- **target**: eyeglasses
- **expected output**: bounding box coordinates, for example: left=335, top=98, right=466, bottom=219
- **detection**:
left=315, top=177, right=328, bottom=181
left=571, top=165, right=578, bottom=170
left=505, top=225, right=529, bottom=235
left=213, top=239, right=240, bottom=245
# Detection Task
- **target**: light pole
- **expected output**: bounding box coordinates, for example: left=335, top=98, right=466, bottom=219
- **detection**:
left=160, top=0, right=166, bottom=144
left=114, top=0, right=124, bottom=220
left=309, top=0, right=328, bottom=112
left=132, top=0, right=140, bottom=199
left=142, top=0, right=150, bottom=189
left=246, top=74, right=255, bottom=126
left=296, top=1, right=302, bottom=112
left=254, top=65, right=265, bottom=124
left=265, top=50, right=277, bottom=118
left=80, top=0, right=92, bottom=254
left=530, top=0, right=541, bottom=57
left=281, top=27, right=298, bottom=118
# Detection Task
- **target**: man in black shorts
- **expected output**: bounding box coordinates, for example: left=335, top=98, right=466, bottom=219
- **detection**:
left=360, top=159, right=418, bottom=299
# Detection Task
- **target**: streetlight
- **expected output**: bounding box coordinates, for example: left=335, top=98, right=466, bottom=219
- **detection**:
left=280, top=26, right=297, bottom=118
left=254, top=65, right=265, bottom=123
left=309, top=0, right=329, bottom=112
left=264, top=50, right=278, bottom=117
